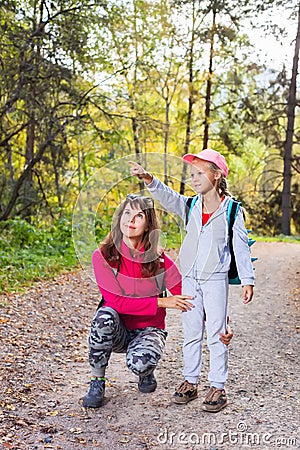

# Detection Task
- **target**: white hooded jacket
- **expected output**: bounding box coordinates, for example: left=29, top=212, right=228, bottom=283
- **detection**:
left=147, top=176, right=254, bottom=286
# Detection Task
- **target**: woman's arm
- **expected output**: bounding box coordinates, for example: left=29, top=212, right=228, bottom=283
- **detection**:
left=93, top=249, right=194, bottom=315
left=92, top=250, right=159, bottom=316
left=162, top=252, right=182, bottom=295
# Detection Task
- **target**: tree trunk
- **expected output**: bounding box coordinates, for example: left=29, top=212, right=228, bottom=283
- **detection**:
left=180, top=0, right=196, bottom=195
left=132, top=116, right=141, bottom=162
left=0, top=128, right=65, bottom=221
left=281, top=4, right=300, bottom=235
left=7, top=145, right=14, bottom=182
left=23, top=118, right=35, bottom=221
left=132, top=0, right=144, bottom=191
left=164, top=100, right=170, bottom=186
left=50, top=144, right=62, bottom=211
left=203, top=6, right=216, bottom=150
left=132, top=115, right=144, bottom=192
left=180, top=90, right=194, bottom=194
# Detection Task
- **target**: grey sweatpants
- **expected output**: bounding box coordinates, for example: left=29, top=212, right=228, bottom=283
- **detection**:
left=182, top=276, right=229, bottom=389
left=88, top=306, right=167, bottom=378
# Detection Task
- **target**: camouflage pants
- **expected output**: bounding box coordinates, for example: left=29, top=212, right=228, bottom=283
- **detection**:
left=88, top=306, right=167, bottom=378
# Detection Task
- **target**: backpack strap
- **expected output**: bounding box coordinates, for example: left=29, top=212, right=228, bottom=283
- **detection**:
left=185, top=195, right=198, bottom=225
left=227, top=198, right=242, bottom=284
left=227, top=198, right=240, bottom=233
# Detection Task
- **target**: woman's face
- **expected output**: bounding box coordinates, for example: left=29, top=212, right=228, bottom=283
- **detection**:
left=190, top=159, right=219, bottom=194
left=120, top=203, right=148, bottom=241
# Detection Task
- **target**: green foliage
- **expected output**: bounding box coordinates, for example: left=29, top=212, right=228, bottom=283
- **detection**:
left=0, top=217, right=78, bottom=293
left=0, top=0, right=299, bottom=291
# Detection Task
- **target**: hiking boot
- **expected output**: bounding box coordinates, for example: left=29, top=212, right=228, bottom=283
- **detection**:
left=172, top=380, right=198, bottom=404
left=202, top=386, right=227, bottom=412
left=138, top=372, right=157, bottom=393
left=82, top=378, right=105, bottom=408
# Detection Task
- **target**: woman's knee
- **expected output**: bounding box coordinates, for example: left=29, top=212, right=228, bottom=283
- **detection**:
left=127, top=356, right=156, bottom=376
left=92, top=306, right=119, bottom=328
left=126, top=347, right=159, bottom=376
left=89, top=307, right=120, bottom=343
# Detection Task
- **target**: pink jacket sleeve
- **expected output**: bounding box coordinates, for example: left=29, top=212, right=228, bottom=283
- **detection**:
left=92, top=249, right=158, bottom=316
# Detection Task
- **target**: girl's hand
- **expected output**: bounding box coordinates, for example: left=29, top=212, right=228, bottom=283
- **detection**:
left=128, top=161, right=153, bottom=184
left=242, top=285, right=254, bottom=304
left=158, top=295, right=194, bottom=312
left=220, top=324, right=233, bottom=346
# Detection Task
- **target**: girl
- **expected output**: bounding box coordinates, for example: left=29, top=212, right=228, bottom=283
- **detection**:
left=129, top=149, right=254, bottom=412
left=82, top=194, right=194, bottom=408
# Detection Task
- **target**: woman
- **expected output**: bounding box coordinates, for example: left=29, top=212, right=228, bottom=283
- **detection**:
left=82, top=194, right=194, bottom=408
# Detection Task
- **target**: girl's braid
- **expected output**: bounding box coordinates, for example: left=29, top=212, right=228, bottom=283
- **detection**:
left=219, top=176, right=233, bottom=197
left=220, top=176, right=247, bottom=219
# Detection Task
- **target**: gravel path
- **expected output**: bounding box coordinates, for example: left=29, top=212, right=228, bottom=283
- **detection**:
left=0, top=242, right=299, bottom=450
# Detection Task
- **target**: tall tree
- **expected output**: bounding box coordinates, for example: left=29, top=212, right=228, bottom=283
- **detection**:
left=178, top=0, right=199, bottom=194
left=203, top=2, right=216, bottom=150
left=0, top=0, right=104, bottom=220
left=281, top=3, right=300, bottom=235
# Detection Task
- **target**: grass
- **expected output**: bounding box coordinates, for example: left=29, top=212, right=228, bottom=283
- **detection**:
left=0, top=216, right=299, bottom=295
left=0, top=217, right=79, bottom=295
left=252, top=235, right=300, bottom=244
left=0, top=250, right=79, bottom=294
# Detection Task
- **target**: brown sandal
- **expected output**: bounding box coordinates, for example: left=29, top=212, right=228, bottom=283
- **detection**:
left=202, top=386, right=227, bottom=412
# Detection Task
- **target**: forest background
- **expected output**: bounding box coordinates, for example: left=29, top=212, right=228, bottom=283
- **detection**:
left=0, top=0, right=299, bottom=293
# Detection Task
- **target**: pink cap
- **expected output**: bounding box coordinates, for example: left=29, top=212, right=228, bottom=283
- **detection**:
left=182, top=149, right=228, bottom=177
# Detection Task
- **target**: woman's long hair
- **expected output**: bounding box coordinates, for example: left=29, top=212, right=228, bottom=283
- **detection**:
left=100, top=194, right=162, bottom=277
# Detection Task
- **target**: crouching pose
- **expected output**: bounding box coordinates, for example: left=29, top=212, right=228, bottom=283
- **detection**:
left=82, top=194, right=194, bottom=408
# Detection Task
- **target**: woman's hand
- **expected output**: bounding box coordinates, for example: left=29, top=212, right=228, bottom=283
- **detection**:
left=128, top=161, right=153, bottom=184
left=158, top=295, right=194, bottom=312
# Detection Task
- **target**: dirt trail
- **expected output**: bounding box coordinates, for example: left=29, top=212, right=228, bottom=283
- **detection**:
left=0, top=242, right=299, bottom=450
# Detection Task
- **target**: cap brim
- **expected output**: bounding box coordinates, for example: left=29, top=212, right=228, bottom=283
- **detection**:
left=182, top=154, right=197, bottom=164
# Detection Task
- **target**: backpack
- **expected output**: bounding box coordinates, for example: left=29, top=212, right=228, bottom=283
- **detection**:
left=185, top=195, right=256, bottom=285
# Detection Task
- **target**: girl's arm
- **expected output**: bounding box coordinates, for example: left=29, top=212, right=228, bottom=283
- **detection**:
left=128, top=161, right=154, bottom=185
left=129, top=161, right=188, bottom=221
left=232, top=209, right=255, bottom=292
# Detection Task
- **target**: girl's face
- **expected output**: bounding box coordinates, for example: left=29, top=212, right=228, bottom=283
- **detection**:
left=190, top=159, right=220, bottom=194
left=120, top=203, right=148, bottom=242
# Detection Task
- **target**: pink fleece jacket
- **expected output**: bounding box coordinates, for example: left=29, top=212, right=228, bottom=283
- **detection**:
left=92, top=241, right=182, bottom=330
